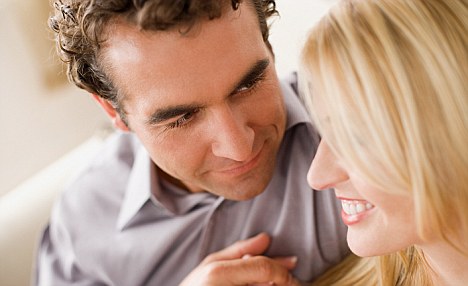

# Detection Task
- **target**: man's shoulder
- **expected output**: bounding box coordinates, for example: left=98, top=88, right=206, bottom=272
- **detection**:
left=42, top=132, right=153, bottom=281
left=279, top=72, right=320, bottom=149
left=69, top=131, right=140, bottom=187
left=280, top=72, right=300, bottom=97
left=53, top=132, right=141, bottom=223
left=279, top=72, right=314, bottom=130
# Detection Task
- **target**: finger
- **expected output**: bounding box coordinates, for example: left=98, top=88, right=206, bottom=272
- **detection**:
left=246, top=255, right=298, bottom=270
left=272, top=256, right=298, bottom=270
left=203, top=233, right=271, bottom=263
left=208, top=256, right=301, bottom=286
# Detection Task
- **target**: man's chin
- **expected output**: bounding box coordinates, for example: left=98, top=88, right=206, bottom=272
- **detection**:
left=227, top=189, right=265, bottom=201
left=226, top=167, right=276, bottom=200
left=211, top=178, right=272, bottom=201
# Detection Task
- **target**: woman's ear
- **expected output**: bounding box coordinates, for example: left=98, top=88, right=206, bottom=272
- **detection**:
left=91, top=94, right=130, bottom=132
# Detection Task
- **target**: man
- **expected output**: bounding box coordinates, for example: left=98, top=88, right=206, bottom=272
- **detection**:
left=36, top=0, right=348, bottom=285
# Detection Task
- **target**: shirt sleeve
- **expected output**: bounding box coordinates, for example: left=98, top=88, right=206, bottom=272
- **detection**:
left=34, top=224, right=103, bottom=286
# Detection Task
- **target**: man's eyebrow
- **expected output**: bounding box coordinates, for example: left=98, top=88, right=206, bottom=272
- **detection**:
left=231, top=58, right=270, bottom=94
left=146, top=104, right=200, bottom=125
left=146, top=59, right=270, bottom=126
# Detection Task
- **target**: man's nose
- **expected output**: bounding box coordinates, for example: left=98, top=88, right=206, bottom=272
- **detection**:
left=307, top=141, right=348, bottom=190
left=210, top=106, right=254, bottom=161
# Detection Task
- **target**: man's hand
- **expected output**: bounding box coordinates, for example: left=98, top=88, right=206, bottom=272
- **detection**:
left=179, top=233, right=300, bottom=286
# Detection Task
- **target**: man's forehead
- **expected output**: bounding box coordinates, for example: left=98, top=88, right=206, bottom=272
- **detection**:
left=101, top=3, right=267, bottom=106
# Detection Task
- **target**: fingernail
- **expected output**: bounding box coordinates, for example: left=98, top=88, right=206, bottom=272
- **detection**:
left=289, top=256, right=298, bottom=265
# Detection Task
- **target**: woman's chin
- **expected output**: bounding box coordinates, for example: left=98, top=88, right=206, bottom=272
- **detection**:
left=348, top=244, right=374, bottom=257
left=347, top=233, right=384, bottom=257
left=347, top=236, right=407, bottom=258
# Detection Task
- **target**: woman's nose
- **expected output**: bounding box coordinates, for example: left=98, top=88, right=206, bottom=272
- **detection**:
left=307, top=141, right=349, bottom=190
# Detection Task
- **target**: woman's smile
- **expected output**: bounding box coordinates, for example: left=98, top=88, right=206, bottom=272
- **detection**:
left=337, top=197, right=375, bottom=225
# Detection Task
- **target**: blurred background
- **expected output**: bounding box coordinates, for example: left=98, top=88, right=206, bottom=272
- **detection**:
left=0, top=0, right=337, bottom=196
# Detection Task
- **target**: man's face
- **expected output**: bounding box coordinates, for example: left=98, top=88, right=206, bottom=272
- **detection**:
left=102, top=5, right=286, bottom=200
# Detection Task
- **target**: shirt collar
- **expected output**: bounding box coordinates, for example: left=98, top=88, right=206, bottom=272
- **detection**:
left=116, top=146, right=217, bottom=231
left=280, top=72, right=311, bottom=129
left=154, top=177, right=217, bottom=215
left=116, top=145, right=154, bottom=230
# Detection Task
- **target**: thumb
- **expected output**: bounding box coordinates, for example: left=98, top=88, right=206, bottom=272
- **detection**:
left=203, top=233, right=271, bottom=263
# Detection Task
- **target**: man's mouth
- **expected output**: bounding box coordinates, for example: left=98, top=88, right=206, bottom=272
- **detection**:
left=217, top=147, right=263, bottom=175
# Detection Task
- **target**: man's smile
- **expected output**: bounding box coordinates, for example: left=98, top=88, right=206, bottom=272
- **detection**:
left=214, top=142, right=264, bottom=176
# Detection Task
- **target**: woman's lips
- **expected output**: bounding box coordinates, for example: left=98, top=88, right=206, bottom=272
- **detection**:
left=338, top=198, right=375, bottom=225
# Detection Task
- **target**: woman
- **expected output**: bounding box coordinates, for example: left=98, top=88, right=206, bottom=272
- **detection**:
left=301, top=0, right=468, bottom=285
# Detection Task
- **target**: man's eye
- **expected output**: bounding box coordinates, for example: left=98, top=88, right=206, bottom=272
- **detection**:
left=236, top=81, right=256, bottom=93
left=165, top=109, right=199, bottom=130
left=235, top=73, right=266, bottom=94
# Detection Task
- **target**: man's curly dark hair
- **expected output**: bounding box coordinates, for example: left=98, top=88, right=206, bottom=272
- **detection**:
left=49, top=0, right=278, bottom=116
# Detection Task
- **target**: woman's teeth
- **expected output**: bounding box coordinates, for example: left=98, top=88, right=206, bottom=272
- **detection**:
left=341, top=200, right=374, bottom=215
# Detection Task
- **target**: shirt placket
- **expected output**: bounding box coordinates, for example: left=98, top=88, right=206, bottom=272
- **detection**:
left=197, top=196, right=226, bottom=260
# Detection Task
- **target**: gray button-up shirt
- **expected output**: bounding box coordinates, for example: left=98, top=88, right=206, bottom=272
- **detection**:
left=35, top=74, right=349, bottom=286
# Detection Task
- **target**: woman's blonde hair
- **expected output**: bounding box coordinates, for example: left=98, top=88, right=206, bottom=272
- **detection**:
left=301, top=0, right=468, bottom=284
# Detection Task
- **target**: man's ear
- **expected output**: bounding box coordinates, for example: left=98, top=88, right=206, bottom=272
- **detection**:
left=91, top=94, right=130, bottom=132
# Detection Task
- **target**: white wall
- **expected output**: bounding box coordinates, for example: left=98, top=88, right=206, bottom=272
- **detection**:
left=0, top=0, right=336, bottom=195
left=271, top=0, right=337, bottom=78
left=0, top=0, right=109, bottom=195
